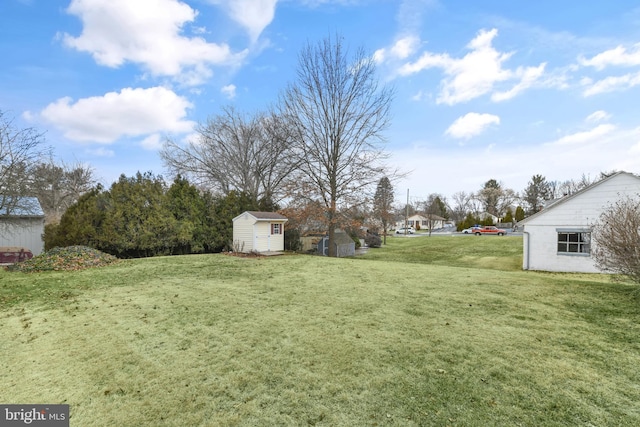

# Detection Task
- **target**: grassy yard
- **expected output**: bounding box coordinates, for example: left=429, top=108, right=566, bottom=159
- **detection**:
left=1, top=236, right=639, bottom=426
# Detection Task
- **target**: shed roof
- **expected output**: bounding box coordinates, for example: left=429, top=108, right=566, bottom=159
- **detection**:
left=233, top=211, right=288, bottom=222
left=0, top=196, right=44, bottom=217
left=333, top=230, right=355, bottom=245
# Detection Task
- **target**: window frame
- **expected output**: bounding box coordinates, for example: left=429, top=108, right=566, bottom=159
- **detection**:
left=271, top=223, right=282, bottom=235
left=556, top=228, right=591, bottom=256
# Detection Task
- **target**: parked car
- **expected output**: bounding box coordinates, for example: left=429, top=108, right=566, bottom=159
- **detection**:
left=473, top=226, right=507, bottom=235
left=0, top=247, right=33, bottom=264
left=395, top=226, right=415, bottom=234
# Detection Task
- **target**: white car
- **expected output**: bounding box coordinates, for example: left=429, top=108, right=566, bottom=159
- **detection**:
left=396, top=226, right=415, bottom=234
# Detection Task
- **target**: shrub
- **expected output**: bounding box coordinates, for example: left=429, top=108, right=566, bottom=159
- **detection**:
left=592, top=196, right=640, bottom=285
left=284, top=228, right=302, bottom=252
left=365, top=233, right=382, bottom=248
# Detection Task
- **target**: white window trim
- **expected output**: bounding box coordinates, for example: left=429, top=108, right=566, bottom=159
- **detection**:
left=556, top=228, right=591, bottom=256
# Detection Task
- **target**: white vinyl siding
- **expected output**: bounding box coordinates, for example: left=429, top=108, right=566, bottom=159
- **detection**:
left=0, top=218, right=45, bottom=256
left=232, top=213, right=255, bottom=252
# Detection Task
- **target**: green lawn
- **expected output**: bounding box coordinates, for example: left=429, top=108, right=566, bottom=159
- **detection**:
left=1, top=236, right=639, bottom=426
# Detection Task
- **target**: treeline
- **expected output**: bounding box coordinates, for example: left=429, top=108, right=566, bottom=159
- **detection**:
left=44, top=172, right=275, bottom=258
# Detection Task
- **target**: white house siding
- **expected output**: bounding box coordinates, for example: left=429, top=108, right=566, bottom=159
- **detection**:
left=522, top=172, right=640, bottom=272
left=524, top=224, right=597, bottom=273
left=0, top=218, right=45, bottom=256
left=232, top=213, right=255, bottom=252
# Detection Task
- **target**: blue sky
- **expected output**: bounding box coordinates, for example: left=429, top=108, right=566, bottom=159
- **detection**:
left=2, top=0, right=640, bottom=204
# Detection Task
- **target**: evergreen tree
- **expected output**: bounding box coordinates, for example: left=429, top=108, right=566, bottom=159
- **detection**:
left=503, top=208, right=514, bottom=224
left=523, top=174, right=551, bottom=215
left=101, top=172, right=180, bottom=257
left=165, top=175, right=212, bottom=254
left=373, top=176, right=394, bottom=244
left=44, top=186, right=106, bottom=250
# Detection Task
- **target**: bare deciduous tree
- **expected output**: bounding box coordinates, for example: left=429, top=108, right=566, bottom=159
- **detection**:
left=28, top=158, right=97, bottom=223
left=591, top=195, right=640, bottom=285
left=475, top=179, right=518, bottom=219
left=0, top=111, right=47, bottom=215
left=280, top=34, right=394, bottom=256
left=450, top=191, right=473, bottom=224
left=549, top=174, right=597, bottom=199
left=161, top=106, right=297, bottom=206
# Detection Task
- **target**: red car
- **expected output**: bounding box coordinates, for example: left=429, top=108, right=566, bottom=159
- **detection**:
left=0, top=247, right=33, bottom=264
left=473, top=226, right=506, bottom=236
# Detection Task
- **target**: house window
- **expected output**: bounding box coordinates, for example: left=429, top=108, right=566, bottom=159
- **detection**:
left=271, top=223, right=282, bottom=235
left=557, top=231, right=590, bottom=254
left=422, top=220, right=428, bottom=226
left=408, top=220, right=414, bottom=226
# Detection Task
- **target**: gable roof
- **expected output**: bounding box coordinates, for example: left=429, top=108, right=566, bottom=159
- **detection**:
left=519, top=171, right=640, bottom=224
left=0, top=196, right=44, bottom=217
left=333, top=230, right=355, bottom=246
left=233, top=211, right=288, bottom=222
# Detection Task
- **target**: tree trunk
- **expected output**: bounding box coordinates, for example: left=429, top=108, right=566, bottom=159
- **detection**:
left=327, top=200, right=337, bottom=257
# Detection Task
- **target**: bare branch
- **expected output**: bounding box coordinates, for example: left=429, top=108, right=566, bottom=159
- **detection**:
left=279, top=34, right=396, bottom=256
left=161, top=106, right=297, bottom=205
left=0, top=111, right=48, bottom=215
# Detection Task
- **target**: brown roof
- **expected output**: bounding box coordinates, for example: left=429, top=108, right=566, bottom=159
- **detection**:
left=246, top=211, right=288, bottom=221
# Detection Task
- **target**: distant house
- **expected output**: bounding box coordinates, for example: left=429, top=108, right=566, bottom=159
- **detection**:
left=0, top=196, right=45, bottom=256
left=520, top=172, right=640, bottom=273
left=478, top=211, right=500, bottom=224
left=398, top=214, right=447, bottom=230
left=232, top=211, right=288, bottom=253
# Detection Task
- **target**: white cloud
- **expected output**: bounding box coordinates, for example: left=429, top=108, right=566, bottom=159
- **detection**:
left=86, top=147, right=115, bottom=157
left=40, top=87, right=195, bottom=143
left=63, top=0, right=247, bottom=83
left=585, top=110, right=611, bottom=123
left=445, top=113, right=500, bottom=140
left=548, top=124, right=616, bottom=146
left=141, top=134, right=163, bottom=150
left=221, top=84, right=237, bottom=99
left=208, top=0, right=278, bottom=42
left=411, top=90, right=425, bottom=101
left=397, top=29, right=545, bottom=105
left=582, top=71, right=640, bottom=96
left=374, top=36, right=420, bottom=64
left=579, top=43, right=640, bottom=69
left=491, top=63, right=546, bottom=102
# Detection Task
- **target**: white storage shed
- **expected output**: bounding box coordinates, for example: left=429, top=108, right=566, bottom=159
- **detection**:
left=0, top=196, right=45, bottom=256
left=232, top=211, right=288, bottom=253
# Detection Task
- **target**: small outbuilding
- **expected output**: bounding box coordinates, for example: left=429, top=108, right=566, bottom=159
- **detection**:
left=317, top=230, right=356, bottom=257
left=232, top=211, right=288, bottom=253
left=0, top=196, right=45, bottom=257
left=520, top=171, right=640, bottom=273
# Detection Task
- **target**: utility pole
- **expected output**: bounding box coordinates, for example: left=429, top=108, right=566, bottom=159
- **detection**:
left=405, top=189, right=409, bottom=235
